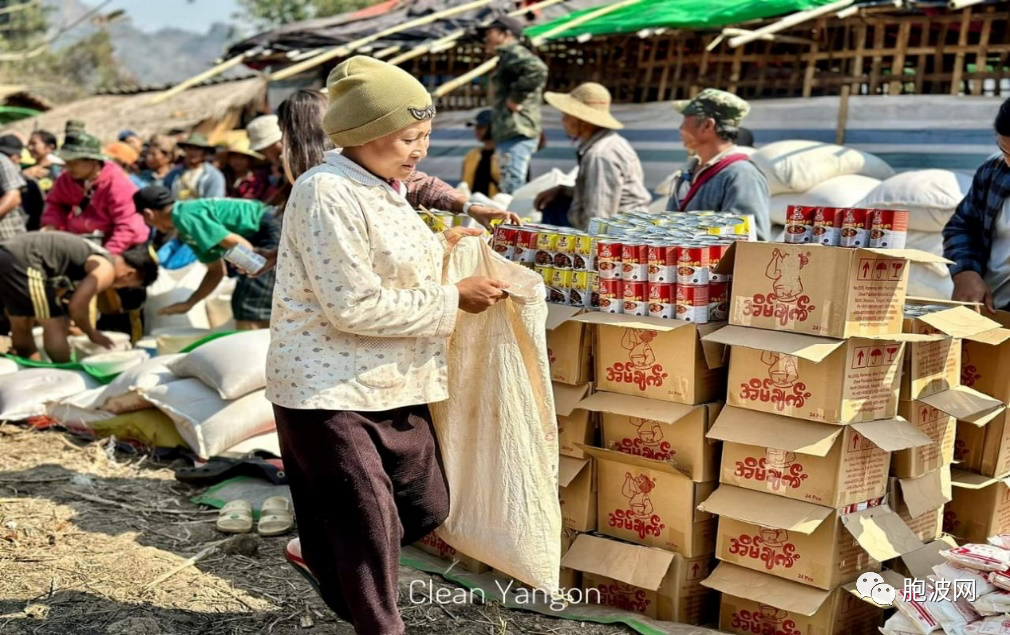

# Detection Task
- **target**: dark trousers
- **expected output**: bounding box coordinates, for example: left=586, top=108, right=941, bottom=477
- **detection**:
left=273, top=403, right=450, bottom=635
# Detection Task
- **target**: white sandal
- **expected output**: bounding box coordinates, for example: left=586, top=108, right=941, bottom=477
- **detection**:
left=257, top=496, right=294, bottom=536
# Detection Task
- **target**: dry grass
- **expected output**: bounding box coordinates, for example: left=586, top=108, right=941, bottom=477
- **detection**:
left=0, top=423, right=636, bottom=635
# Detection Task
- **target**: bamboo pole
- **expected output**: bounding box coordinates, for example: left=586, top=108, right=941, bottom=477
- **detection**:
left=721, top=27, right=815, bottom=46
left=727, top=0, right=854, bottom=48
left=269, top=0, right=497, bottom=82
left=835, top=85, right=851, bottom=145
left=433, top=57, right=499, bottom=98
left=150, top=52, right=255, bottom=104
left=372, top=44, right=403, bottom=59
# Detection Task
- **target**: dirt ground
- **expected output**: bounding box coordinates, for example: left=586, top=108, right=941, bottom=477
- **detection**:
left=0, top=423, right=637, bottom=635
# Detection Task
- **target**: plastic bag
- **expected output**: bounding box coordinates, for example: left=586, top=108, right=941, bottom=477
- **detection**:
left=430, top=237, right=561, bottom=593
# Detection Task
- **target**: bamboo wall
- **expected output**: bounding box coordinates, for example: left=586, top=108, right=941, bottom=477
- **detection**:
left=410, top=4, right=1010, bottom=110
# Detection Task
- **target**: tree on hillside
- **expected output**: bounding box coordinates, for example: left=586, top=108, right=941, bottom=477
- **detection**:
left=238, top=0, right=381, bottom=29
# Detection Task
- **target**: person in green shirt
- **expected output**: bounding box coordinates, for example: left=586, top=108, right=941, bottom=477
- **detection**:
left=134, top=186, right=279, bottom=330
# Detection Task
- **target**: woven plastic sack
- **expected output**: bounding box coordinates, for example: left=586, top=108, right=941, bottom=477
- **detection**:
left=96, top=354, right=183, bottom=414
left=0, top=368, right=99, bottom=421
left=430, top=237, right=561, bottom=593
left=751, top=140, right=894, bottom=195
left=0, top=358, right=19, bottom=376
left=46, top=387, right=114, bottom=432
left=856, top=169, right=973, bottom=233
left=145, top=262, right=212, bottom=332
left=167, top=330, right=269, bottom=400
left=90, top=409, right=189, bottom=450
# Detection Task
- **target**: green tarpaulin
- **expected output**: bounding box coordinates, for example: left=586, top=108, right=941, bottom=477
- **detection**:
left=526, top=0, right=839, bottom=39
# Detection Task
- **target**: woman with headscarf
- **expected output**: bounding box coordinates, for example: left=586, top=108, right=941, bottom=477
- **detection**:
left=266, top=57, right=508, bottom=634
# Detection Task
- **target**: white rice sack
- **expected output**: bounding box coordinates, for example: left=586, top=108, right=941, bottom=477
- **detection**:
left=894, top=589, right=943, bottom=634
left=96, top=354, right=183, bottom=414
left=988, top=569, right=1010, bottom=592
left=856, top=169, right=973, bottom=233
left=46, top=387, right=114, bottom=431
left=932, top=563, right=997, bottom=596
left=905, top=231, right=953, bottom=300
left=943, top=545, right=1010, bottom=572
left=751, top=140, right=895, bottom=195
left=880, top=612, right=924, bottom=635
left=0, top=369, right=99, bottom=421
left=224, top=431, right=281, bottom=457
left=167, top=331, right=269, bottom=400
left=69, top=332, right=131, bottom=359
left=965, top=615, right=1010, bottom=633
left=769, top=174, right=883, bottom=225
left=205, top=276, right=236, bottom=330
left=141, top=379, right=275, bottom=459
left=145, top=262, right=211, bottom=332
left=991, top=535, right=1010, bottom=550
left=972, top=590, right=1010, bottom=616
left=0, top=358, right=18, bottom=375
left=925, top=596, right=980, bottom=634
left=507, top=168, right=577, bottom=218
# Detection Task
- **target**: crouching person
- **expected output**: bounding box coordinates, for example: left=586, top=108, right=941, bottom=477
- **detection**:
left=0, top=231, right=158, bottom=362
left=134, top=186, right=280, bottom=330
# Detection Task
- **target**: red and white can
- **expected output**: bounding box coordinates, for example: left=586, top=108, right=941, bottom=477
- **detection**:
left=621, top=240, right=649, bottom=282
left=707, top=243, right=732, bottom=283
left=597, top=239, right=623, bottom=280
left=492, top=224, right=519, bottom=260
left=868, top=209, right=909, bottom=249
left=600, top=278, right=623, bottom=314
left=811, top=207, right=841, bottom=246
left=648, top=283, right=675, bottom=319
left=647, top=242, right=676, bottom=284
left=676, top=285, right=709, bottom=324
left=675, top=244, right=710, bottom=286
left=622, top=281, right=648, bottom=317
left=784, top=206, right=813, bottom=244
left=839, top=208, right=870, bottom=248
left=708, top=281, right=729, bottom=322
left=514, top=227, right=539, bottom=265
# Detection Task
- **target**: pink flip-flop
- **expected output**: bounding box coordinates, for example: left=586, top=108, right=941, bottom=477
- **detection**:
left=285, top=538, right=322, bottom=597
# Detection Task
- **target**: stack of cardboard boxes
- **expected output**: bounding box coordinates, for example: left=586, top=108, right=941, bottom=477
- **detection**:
left=946, top=310, right=1010, bottom=543
left=694, top=241, right=974, bottom=635
left=546, top=302, right=728, bottom=624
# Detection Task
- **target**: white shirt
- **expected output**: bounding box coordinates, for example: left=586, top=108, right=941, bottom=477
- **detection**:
left=266, top=151, right=459, bottom=412
left=987, top=197, right=1010, bottom=309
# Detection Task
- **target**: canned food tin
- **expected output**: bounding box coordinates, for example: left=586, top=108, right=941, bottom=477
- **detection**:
left=535, top=228, right=559, bottom=266
left=570, top=271, right=590, bottom=308
left=589, top=272, right=600, bottom=310
left=597, top=239, right=623, bottom=280
left=647, top=242, right=676, bottom=284
left=551, top=267, right=573, bottom=290
left=811, top=207, right=841, bottom=246
left=839, top=208, right=870, bottom=248
left=675, top=245, right=710, bottom=286
left=707, top=243, right=731, bottom=283
left=515, top=227, right=539, bottom=264
left=622, top=281, right=648, bottom=317
left=224, top=245, right=267, bottom=274
left=784, top=206, right=814, bottom=244
left=573, top=234, right=595, bottom=271
left=708, top=281, right=729, bottom=322
left=492, top=224, right=519, bottom=261
left=534, top=264, right=553, bottom=286
left=648, top=283, right=675, bottom=319
left=557, top=231, right=578, bottom=254
left=587, top=218, right=610, bottom=235
left=547, top=286, right=570, bottom=305
left=868, top=209, right=909, bottom=249
left=621, top=240, right=649, bottom=282
left=600, top=278, right=623, bottom=314
left=676, top=285, right=710, bottom=324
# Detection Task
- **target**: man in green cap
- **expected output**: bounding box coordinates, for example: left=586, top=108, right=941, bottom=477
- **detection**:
left=164, top=132, right=225, bottom=200
left=667, top=88, right=770, bottom=240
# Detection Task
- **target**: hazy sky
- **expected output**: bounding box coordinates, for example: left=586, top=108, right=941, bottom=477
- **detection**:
left=105, top=0, right=244, bottom=32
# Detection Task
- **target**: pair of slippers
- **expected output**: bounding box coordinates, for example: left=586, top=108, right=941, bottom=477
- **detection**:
left=216, top=497, right=294, bottom=536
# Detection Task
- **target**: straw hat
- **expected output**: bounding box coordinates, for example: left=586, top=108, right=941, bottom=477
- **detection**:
left=227, top=135, right=264, bottom=161
left=544, top=82, right=623, bottom=130
left=247, top=114, right=282, bottom=152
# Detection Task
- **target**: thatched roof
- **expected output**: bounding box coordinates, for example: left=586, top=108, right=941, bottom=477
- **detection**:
left=0, top=77, right=267, bottom=143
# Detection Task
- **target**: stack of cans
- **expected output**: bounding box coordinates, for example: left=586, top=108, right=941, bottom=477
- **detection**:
left=784, top=206, right=909, bottom=249
left=491, top=211, right=752, bottom=323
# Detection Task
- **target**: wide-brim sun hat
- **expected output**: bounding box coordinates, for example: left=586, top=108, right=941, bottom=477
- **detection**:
left=178, top=132, right=215, bottom=150
left=226, top=135, right=265, bottom=161
left=59, top=132, right=106, bottom=162
left=247, top=114, right=282, bottom=152
left=543, top=82, right=624, bottom=130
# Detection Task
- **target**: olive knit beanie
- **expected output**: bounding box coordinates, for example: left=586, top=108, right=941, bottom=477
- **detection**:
left=323, top=56, right=436, bottom=148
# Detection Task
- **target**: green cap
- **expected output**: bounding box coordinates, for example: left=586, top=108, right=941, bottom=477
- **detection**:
left=178, top=132, right=214, bottom=150
left=59, top=132, right=106, bottom=162
left=673, top=88, right=751, bottom=127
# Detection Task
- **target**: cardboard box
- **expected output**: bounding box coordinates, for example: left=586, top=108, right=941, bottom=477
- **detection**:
left=560, top=528, right=580, bottom=590
left=414, top=533, right=491, bottom=574
left=562, top=534, right=716, bottom=625
left=704, top=325, right=937, bottom=424
left=708, top=405, right=932, bottom=508
left=955, top=409, right=1010, bottom=478
left=718, top=241, right=949, bottom=339
left=578, top=391, right=721, bottom=483
left=944, top=469, right=1010, bottom=544
left=901, top=302, right=996, bottom=400
left=895, top=400, right=955, bottom=479
left=704, top=562, right=882, bottom=635
left=555, top=382, right=595, bottom=459
left=888, top=469, right=951, bottom=543
left=579, top=312, right=726, bottom=405
left=559, top=456, right=596, bottom=532
left=546, top=305, right=593, bottom=385
left=887, top=536, right=957, bottom=580
left=698, top=485, right=924, bottom=590
left=961, top=310, right=1010, bottom=401
left=582, top=445, right=717, bottom=558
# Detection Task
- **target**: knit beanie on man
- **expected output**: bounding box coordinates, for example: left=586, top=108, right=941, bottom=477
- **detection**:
left=323, top=56, right=436, bottom=148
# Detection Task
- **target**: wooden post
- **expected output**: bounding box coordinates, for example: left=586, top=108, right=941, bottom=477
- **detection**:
left=972, top=5, right=994, bottom=96
left=802, top=18, right=825, bottom=97
left=889, top=19, right=911, bottom=95
left=950, top=8, right=972, bottom=95
left=851, top=22, right=867, bottom=95
left=869, top=18, right=885, bottom=95
left=657, top=34, right=675, bottom=101
left=915, top=21, right=928, bottom=94
left=932, top=17, right=951, bottom=95
left=836, top=84, right=851, bottom=145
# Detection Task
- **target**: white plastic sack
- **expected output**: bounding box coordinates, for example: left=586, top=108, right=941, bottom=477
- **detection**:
left=46, top=387, right=114, bottom=431
left=880, top=612, right=922, bottom=635
left=751, top=140, right=895, bottom=195
left=0, top=369, right=99, bottom=421
left=205, top=276, right=237, bottom=330
left=0, top=358, right=17, bottom=375
left=141, top=379, right=275, bottom=459
left=856, top=169, right=973, bottom=233
left=430, top=237, right=560, bottom=593
left=70, top=332, right=131, bottom=359
left=168, top=330, right=269, bottom=400
left=768, top=174, right=883, bottom=225
left=224, top=431, right=282, bottom=457
left=905, top=231, right=953, bottom=300
left=145, top=263, right=212, bottom=332
left=507, top=168, right=578, bottom=218
left=96, top=354, right=184, bottom=414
